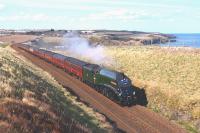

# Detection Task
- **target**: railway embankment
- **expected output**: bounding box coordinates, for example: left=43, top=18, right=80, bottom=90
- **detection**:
left=105, top=46, right=200, bottom=133
left=0, top=45, right=114, bottom=133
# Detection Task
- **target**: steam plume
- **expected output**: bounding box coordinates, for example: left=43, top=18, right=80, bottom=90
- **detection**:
left=59, top=31, right=113, bottom=66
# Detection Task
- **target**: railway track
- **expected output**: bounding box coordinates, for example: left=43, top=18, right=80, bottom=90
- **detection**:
left=12, top=44, right=186, bottom=133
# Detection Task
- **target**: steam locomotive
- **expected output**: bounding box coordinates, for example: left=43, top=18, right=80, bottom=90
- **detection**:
left=18, top=44, right=137, bottom=105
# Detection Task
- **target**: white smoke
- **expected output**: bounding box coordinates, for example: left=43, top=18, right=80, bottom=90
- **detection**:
left=59, top=31, right=113, bottom=66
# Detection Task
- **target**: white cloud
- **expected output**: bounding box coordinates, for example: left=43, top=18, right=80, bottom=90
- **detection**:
left=0, top=13, right=48, bottom=21
left=0, top=12, right=81, bottom=29
left=81, top=8, right=154, bottom=22
left=0, top=4, right=5, bottom=10
left=0, top=12, right=68, bottom=22
left=78, top=6, right=192, bottom=25
left=4, top=0, right=189, bottom=12
left=3, top=0, right=111, bottom=11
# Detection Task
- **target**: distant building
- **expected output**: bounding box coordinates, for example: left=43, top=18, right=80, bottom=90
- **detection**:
left=81, top=30, right=95, bottom=34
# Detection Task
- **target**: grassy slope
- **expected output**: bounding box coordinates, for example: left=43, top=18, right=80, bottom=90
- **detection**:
left=0, top=45, right=113, bottom=133
left=41, top=37, right=200, bottom=132
left=105, top=46, right=200, bottom=133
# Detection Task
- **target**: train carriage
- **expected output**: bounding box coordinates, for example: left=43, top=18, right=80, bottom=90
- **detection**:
left=19, top=44, right=31, bottom=52
left=43, top=50, right=55, bottom=63
left=52, top=53, right=66, bottom=68
left=37, top=49, right=47, bottom=59
left=65, top=57, right=88, bottom=80
left=63, top=57, right=72, bottom=72
left=29, top=47, right=40, bottom=56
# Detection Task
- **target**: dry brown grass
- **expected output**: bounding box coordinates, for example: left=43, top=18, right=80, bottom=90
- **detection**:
left=0, top=45, right=113, bottom=133
left=42, top=37, right=63, bottom=44
left=105, top=46, right=200, bottom=133
left=0, top=35, right=38, bottom=44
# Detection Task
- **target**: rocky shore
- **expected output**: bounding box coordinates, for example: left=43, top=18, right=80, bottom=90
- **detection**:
left=81, top=30, right=176, bottom=46
left=0, top=29, right=176, bottom=46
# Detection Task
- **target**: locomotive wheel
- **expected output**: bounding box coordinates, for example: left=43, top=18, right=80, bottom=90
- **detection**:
left=109, top=91, right=115, bottom=100
left=120, top=100, right=126, bottom=106
left=104, top=89, right=108, bottom=96
left=100, top=86, right=104, bottom=93
left=106, top=89, right=110, bottom=97
left=102, top=88, right=105, bottom=95
left=98, top=86, right=103, bottom=93
left=106, top=89, right=110, bottom=98
left=103, top=89, right=106, bottom=96
left=96, top=87, right=101, bottom=93
left=103, top=88, right=109, bottom=97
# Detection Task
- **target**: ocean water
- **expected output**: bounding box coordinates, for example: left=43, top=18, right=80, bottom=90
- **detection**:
left=160, top=33, right=200, bottom=48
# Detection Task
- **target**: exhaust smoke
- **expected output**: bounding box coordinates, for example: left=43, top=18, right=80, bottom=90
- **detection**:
left=58, top=32, right=113, bottom=66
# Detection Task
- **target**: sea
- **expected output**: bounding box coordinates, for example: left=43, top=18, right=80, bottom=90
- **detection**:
left=160, top=33, right=200, bottom=48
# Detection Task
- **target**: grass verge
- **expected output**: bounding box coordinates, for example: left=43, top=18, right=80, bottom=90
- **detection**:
left=0, top=46, right=113, bottom=133
left=105, top=46, right=200, bottom=133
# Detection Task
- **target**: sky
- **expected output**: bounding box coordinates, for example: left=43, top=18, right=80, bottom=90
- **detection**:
left=0, top=0, right=200, bottom=33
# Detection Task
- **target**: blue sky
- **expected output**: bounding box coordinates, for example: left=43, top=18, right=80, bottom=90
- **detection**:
left=0, top=0, right=200, bottom=33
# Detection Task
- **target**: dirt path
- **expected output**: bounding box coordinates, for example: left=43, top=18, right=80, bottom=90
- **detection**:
left=12, top=44, right=186, bottom=133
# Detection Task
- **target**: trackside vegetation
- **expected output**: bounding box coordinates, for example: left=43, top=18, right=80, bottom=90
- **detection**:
left=105, top=46, right=200, bottom=133
left=0, top=45, right=113, bottom=133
